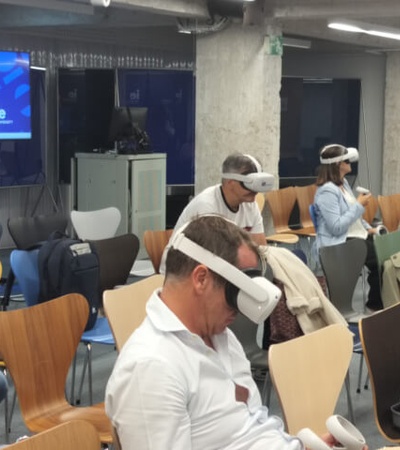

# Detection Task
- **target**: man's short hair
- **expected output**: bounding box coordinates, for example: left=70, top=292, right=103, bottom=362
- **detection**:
left=222, top=153, right=260, bottom=177
left=165, top=215, right=258, bottom=283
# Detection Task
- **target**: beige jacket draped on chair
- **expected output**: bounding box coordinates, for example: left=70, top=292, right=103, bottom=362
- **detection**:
left=260, top=245, right=347, bottom=334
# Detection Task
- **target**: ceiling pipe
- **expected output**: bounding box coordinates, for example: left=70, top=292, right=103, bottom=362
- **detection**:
left=111, top=0, right=210, bottom=19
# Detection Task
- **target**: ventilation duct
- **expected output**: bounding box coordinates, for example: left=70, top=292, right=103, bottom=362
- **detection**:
left=176, top=16, right=230, bottom=35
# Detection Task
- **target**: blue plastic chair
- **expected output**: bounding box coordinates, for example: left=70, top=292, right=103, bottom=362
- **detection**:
left=309, top=203, right=318, bottom=232
left=71, top=317, right=115, bottom=406
left=10, top=249, right=40, bottom=307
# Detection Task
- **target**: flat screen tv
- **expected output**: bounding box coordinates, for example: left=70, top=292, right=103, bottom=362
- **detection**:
left=0, top=51, right=31, bottom=140
left=0, top=67, right=45, bottom=187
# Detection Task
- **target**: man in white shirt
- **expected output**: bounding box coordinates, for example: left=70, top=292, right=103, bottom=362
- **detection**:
left=159, top=153, right=273, bottom=273
left=105, top=216, right=343, bottom=450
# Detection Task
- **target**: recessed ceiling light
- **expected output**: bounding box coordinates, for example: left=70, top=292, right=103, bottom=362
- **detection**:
left=328, top=19, right=400, bottom=41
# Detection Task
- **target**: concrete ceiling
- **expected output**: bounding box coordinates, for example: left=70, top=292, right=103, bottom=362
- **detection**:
left=1, top=0, right=400, bottom=54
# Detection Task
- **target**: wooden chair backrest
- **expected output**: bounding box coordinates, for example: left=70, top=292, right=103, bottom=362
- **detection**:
left=0, top=294, right=112, bottom=443
left=0, top=295, right=88, bottom=424
left=359, top=303, right=400, bottom=442
left=103, top=274, right=165, bottom=351
left=378, top=194, right=400, bottom=232
left=143, top=229, right=173, bottom=273
left=363, top=195, right=379, bottom=225
left=294, top=184, right=317, bottom=229
left=265, top=187, right=297, bottom=233
left=6, top=420, right=100, bottom=450
left=268, top=324, right=353, bottom=436
left=255, top=192, right=265, bottom=213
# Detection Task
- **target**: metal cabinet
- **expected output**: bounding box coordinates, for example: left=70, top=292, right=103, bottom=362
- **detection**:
left=75, top=152, right=166, bottom=258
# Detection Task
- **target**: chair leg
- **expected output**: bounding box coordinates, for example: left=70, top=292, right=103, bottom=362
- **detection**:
left=364, top=373, right=369, bottom=390
left=7, top=388, right=16, bottom=437
left=345, top=371, right=355, bottom=424
left=261, top=370, right=272, bottom=407
left=2, top=367, right=16, bottom=442
left=4, top=383, right=9, bottom=443
left=70, top=352, right=78, bottom=405
left=356, top=354, right=364, bottom=394
left=1, top=270, right=15, bottom=311
left=77, top=342, right=93, bottom=406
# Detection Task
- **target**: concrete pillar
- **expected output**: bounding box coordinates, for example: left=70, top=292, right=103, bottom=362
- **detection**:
left=383, top=53, right=400, bottom=194
left=195, top=21, right=282, bottom=194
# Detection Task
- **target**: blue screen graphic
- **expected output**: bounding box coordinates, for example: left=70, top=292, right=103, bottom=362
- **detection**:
left=0, top=51, right=31, bottom=140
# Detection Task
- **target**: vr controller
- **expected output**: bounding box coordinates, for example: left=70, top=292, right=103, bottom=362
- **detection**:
left=170, top=232, right=282, bottom=324
left=376, top=224, right=388, bottom=235
left=356, top=186, right=370, bottom=195
left=297, top=415, right=366, bottom=450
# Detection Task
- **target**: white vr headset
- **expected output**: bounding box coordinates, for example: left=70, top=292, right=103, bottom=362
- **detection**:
left=170, top=232, right=282, bottom=324
left=222, top=154, right=274, bottom=193
left=320, top=145, right=359, bottom=164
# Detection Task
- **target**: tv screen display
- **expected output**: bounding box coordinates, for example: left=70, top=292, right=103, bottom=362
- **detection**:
left=0, top=51, right=31, bottom=140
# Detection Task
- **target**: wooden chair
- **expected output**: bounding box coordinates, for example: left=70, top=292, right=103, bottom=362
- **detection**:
left=294, top=184, right=317, bottom=235
left=71, top=207, right=121, bottom=240
left=268, top=324, right=353, bottom=436
left=256, top=188, right=299, bottom=245
left=265, top=186, right=298, bottom=235
left=255, top=192, right=265, bottom=213
left=5, top=420, right=100, bottom=450
left=363, top=195, right=379, bottom=225
left=378, top=194, right=400, bottom=232
left=0, top=294, right=112, bottom=444
left=294, top=184, right=317, bottom=264
left=143, top=229, right=173, bottom=273
left=359, top=303, right=400, bottom=443
left=103, top=274, right=165, bottom=352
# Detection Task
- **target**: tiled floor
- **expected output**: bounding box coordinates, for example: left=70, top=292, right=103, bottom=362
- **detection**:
left=0, top=248, right=392, bottom=449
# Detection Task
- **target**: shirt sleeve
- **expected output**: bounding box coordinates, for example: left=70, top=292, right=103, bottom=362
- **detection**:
left=106, top=358, right=191, bottom=450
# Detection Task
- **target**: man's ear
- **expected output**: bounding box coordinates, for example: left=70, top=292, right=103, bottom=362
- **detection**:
left=192, top=264, right=210, bottom=293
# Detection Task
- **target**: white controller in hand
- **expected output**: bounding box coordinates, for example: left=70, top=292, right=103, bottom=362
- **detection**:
left=356, top=186, right=370, bottom=195
left=297, top=428, right=331, bottom=450
left=297, top=415, right=366, bottom=450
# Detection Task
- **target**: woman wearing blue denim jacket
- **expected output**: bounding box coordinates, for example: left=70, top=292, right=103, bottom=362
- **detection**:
left=314, top=144, right=383, bottom=311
